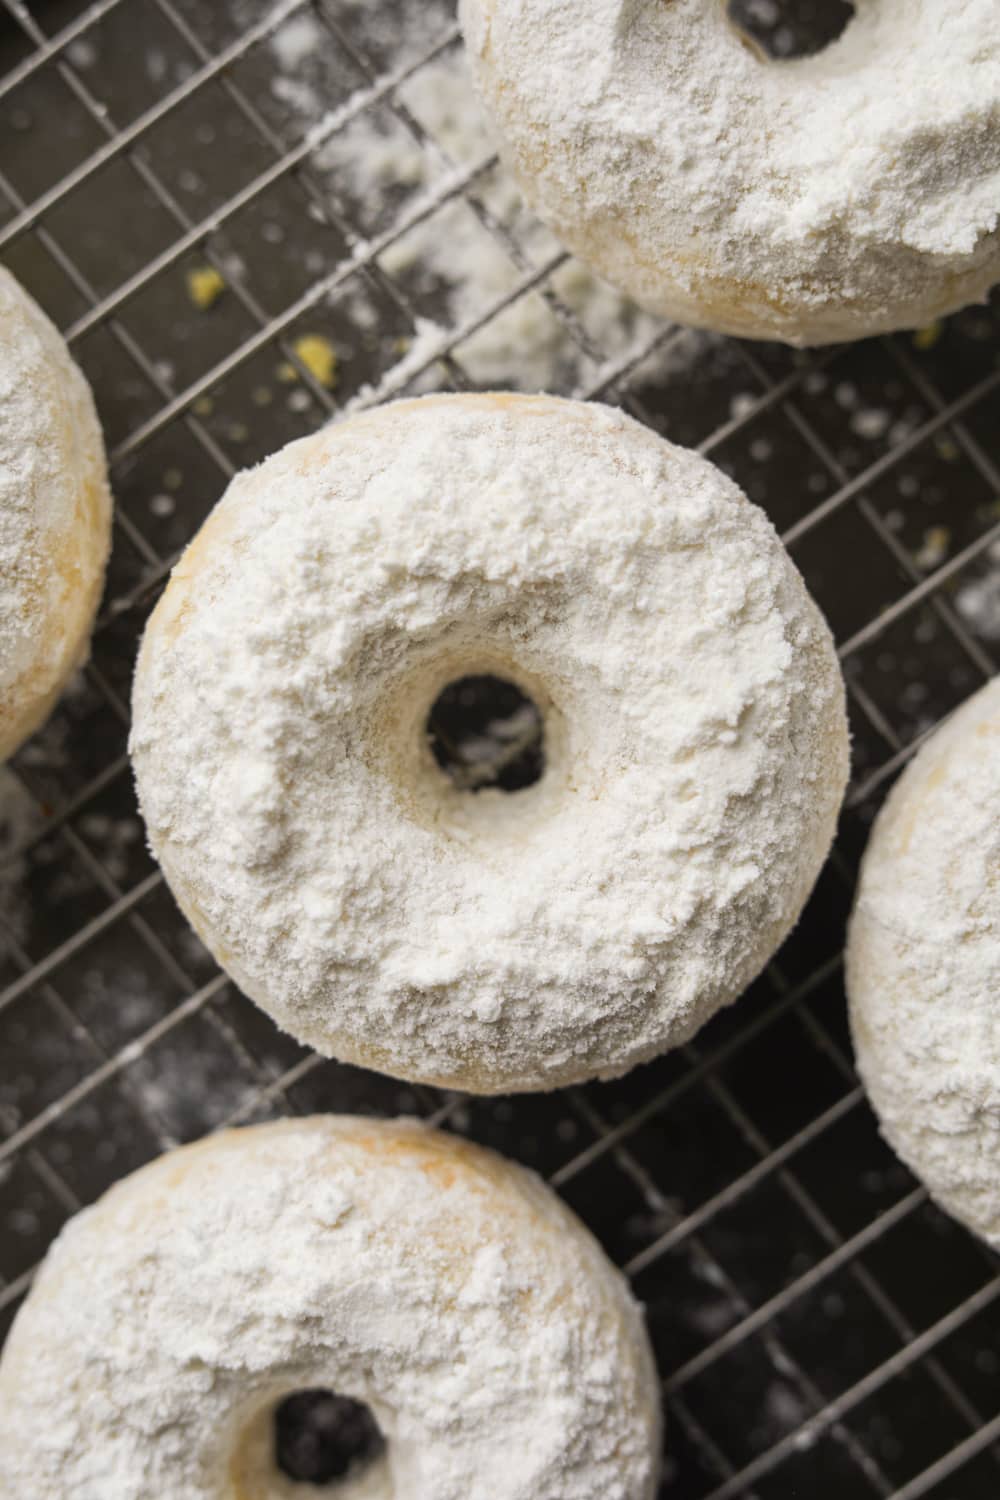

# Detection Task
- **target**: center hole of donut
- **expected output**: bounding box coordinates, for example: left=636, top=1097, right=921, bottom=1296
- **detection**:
left=727, top=0, right=855, bottom=59
left=427, top=675, right=544, bottom=793
left=273, top=1389, right=385, bottom=1487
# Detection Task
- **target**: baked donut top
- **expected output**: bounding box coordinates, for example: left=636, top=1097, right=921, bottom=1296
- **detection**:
left=0, top=1117, right=660, bottom=1499
left=132, top=394, right=847, bottom=1092
left=461, top=0, right=1000, bottom=340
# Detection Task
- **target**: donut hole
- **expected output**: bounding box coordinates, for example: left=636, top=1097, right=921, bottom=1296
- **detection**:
left=426, top=674, right=544, bottom=793
left=273, top=1389, right=385, bottom=1487
left=727, top=0, right=855, bottom=59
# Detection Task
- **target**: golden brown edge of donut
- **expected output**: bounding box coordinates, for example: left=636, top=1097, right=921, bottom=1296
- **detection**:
left=0, top=465, right=111, bottom=762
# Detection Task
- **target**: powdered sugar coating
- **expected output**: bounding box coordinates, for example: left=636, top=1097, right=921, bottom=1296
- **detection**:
left=0, top=1116, right=661, bottom=1500
left=459, top=0, right=1000, bottom=345
left=131, top=393, right=848, bottom=1093
left=0, top=266, right=112, bottom=761
left=847, top=677, right=1000, bottom=1247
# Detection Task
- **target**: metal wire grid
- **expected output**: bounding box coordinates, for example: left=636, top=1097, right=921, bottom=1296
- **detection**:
left=0, top=1, right=998, bottom=1495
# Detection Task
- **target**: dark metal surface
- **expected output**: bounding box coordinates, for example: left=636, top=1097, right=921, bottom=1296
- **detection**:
left=1, top=2, right=999, bottom=1496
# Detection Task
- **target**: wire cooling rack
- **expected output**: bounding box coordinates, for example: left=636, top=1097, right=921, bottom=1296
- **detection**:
left=1, top=2, right=999, bottom=1495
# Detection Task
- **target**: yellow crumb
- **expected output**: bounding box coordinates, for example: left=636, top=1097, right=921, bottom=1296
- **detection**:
left=934, top=435, right=959, bottom=463
left=186, top=266, right=226, bottom=311
left=913, top=321, right=942, bottom=352
left=292, top=334, right=338, bottom=389
left=193, top=395, right=214, bottom=418
left=277, top=361, right=298, bottom=384
left=915, top=525, right=951, bottom=571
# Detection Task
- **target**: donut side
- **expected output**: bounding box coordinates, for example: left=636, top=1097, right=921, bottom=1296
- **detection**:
left=0, top=268, right=112, bottom=762
left=847, top=678, right=1000, bottom=1247
left=0, top=1116, right=662, bottom=1500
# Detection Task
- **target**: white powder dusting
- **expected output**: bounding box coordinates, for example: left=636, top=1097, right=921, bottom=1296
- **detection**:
left=344, top=315, right=451, bottom=412
left=332, top=45, right=665, bottom=391
left=847, top=677, right=1000, bottom=1247
left=131, top=394, right=848, bottom=1094
left=0, top=266, right=111, bottom=762
left=0, top=1116, right=661, bottom=1499
left=270, top=9, right=326, bottom=71
left=260, top=18, right=673, bottom=395
left=459, top=0, right=1000, bottom=344
left=956, top=538, right=1000, bottom=642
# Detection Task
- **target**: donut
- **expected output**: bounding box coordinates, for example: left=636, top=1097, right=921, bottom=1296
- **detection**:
left=847, top=678, right=1000, bottom=1247
left=0, top=1115, right=662, bottom=1499
left=459, top=0, right=1000, bottom=345
left=0, top=266, right=112, bottom=762
left=131, top=393, right=849, bottom=1093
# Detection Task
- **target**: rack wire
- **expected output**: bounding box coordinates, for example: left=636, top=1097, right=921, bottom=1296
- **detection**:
left=1, top=2, right=999, bottom=1495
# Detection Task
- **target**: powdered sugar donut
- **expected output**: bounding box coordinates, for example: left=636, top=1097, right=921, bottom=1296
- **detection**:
left=0, top=1115, right=661, bottom=1499
left=0, top=266, right=112, bottom=761
left=847, top=678, right=1000, bottom=1247
left=131, top=393, right=848, bottom=1093
left=459, top=0, right=1000, bottom=345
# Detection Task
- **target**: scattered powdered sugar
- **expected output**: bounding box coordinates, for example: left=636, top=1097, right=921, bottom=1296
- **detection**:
left=131, top=394, right=848, bottom=1094
left=460, top=0, right=1000, bottom=343
left=344, top=315, right=450, bottom=411
left=956, top=538, right=1000, bottom=642
left=324, top=0, right=456, bottom=69
left=332, top=45, right=665, bottom=391
left=261, top=13, right=671, bottom=394
left=270, top=9, right=326, bottom=72
left=847, top=677, right=1000, bottom=1246
left=0, top=1117, right=661, bottom=1499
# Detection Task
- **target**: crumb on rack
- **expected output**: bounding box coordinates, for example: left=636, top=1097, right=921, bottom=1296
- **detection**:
left=291, top=334, right=339, bottom=388
left=913, top=321, right=942, bottom=351
left=186, top=265, right=226, bottom=311
left=915, top=525, right=951, bottom=571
